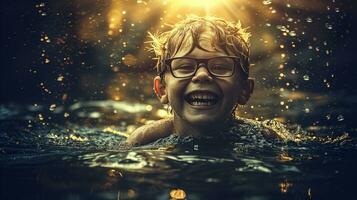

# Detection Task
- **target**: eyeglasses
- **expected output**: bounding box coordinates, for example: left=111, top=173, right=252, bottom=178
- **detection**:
left=164, top=56, right=241, bottom=78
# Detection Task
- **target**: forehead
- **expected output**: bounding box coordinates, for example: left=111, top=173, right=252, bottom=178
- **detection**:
left=174, top=45, right=228, bottom=58
left=167, top=26, right=233, bottom=58
left=169, top=29, right=233, bottom=58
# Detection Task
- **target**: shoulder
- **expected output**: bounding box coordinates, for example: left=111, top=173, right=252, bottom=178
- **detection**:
left=125, top=117, right=174, bottom=146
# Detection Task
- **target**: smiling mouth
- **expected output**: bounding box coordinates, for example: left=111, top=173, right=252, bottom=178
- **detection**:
left=185, top=91, right=220, bottom=106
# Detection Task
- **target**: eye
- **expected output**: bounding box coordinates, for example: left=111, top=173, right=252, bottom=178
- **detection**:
left=171, top=59, right=195, bottom=70
left=210, top=64, right=231, bottom=71
left=176, top=64, right=193, bottom=69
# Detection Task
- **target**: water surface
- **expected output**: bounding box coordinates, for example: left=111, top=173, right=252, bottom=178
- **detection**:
left=1, top=101, right=356, bottom=200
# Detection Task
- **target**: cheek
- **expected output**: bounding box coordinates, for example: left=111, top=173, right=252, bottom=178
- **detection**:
left=165, top=79, right=186, bottom=104
left=167, top=88, right=181, bottom=104
left=232, top=82, right=243, bottom=98
left=220, top=81, right=243, bottom=108
left=221, top=78, right=241, bottom=95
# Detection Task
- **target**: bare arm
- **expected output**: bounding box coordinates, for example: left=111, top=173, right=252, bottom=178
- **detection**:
left=125, top=117, right=173, bottom=146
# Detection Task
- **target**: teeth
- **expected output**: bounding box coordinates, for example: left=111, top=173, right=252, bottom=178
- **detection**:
left=189, top=93, right=216, bottom=100
left=186, top=92, right=219, bottom=106
left=191, top=101, right=214, bottom=106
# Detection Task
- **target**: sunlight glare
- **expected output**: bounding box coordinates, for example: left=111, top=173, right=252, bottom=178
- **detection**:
left=169, top=0, right=223, bottom=9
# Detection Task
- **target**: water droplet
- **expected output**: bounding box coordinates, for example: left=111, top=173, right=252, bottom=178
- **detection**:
left=289, top=31, right=296, bottom=37
left=57, top=75, right=64, bottom=81
left=306, top=17, right=313, bottom=23
left=325, top=23, right=333, bottom=30
left=38, top=113, right=44, bottom=121
left=49, top=104, right=56, bottom=111
left=262, top=0, right=272, bottom=5
left=194, top=144, right=199, bottom=151
left=335, top=8, right=340, bottom=13
left=337, top=114, right=344, bottom=121
left=303, top=75, right=310, bottom=81
left=276, top=25, right=289, bottom=32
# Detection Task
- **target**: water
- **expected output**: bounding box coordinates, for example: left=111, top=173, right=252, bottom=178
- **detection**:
left=1, top=101, right=356, bottom=200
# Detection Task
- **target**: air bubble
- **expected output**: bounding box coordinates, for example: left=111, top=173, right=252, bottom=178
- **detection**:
left=306, top=17, right=313, bottom=23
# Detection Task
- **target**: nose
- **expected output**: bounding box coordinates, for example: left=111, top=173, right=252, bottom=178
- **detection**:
left=192, top=64, right=213, bottom=82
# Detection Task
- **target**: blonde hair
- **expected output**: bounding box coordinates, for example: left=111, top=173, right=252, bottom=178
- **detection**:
left=148, top=15, right=251, bottom=77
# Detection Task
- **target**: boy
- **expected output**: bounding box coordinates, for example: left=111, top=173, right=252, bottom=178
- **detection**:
left=126, top=16, right=290, bottom=146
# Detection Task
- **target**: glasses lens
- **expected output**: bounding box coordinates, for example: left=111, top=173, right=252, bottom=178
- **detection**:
left=171, top=58, right=196, bottom=77
left=208, top=57, right=235, bottom=76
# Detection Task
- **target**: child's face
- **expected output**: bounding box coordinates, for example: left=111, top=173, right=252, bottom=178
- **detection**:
left=157, top=34, right=252, bottom=127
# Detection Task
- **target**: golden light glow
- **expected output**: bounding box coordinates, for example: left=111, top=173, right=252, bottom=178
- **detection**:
left=276, top=152, right=294, bottom=162
left=156, top=109, right=171, bottom=118
left=107, top=1, right=123, bottom=36
left=103, top=127, right=129, bottom=137
left=279, top=179, right=293, bottom=193
left=170, top=188, right=186, bottom=199
left=74, top=0, right=336, bottom=110
left=69, top=134, right=89, bottom=142
left=122, top=54, right=138, bottom=67
left=168, top=0, right=223, bottom=9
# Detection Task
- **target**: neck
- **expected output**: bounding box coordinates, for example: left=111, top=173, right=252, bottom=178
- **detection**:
left=173, top=114, right=233, bottom=138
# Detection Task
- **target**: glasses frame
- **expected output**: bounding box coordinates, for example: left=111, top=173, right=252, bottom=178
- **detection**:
left=164, top=56, right=241, bottom=78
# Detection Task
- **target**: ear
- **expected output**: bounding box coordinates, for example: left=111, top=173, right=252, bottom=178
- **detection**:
left=237, top=78, right=254, bottom=105
left=153, top=76, right=169, bottom=104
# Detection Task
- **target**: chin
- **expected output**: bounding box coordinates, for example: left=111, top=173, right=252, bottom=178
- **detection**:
left=185, top=114, right=222, bottom=127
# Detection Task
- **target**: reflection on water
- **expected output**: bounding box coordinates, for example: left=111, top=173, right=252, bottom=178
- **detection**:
left=0, top=100, right=356, bottom=200
left=170, top=188, right=186, bottom=200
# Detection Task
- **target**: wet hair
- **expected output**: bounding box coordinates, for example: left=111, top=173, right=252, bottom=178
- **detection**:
left=148, top=15, right=251, bottom=78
